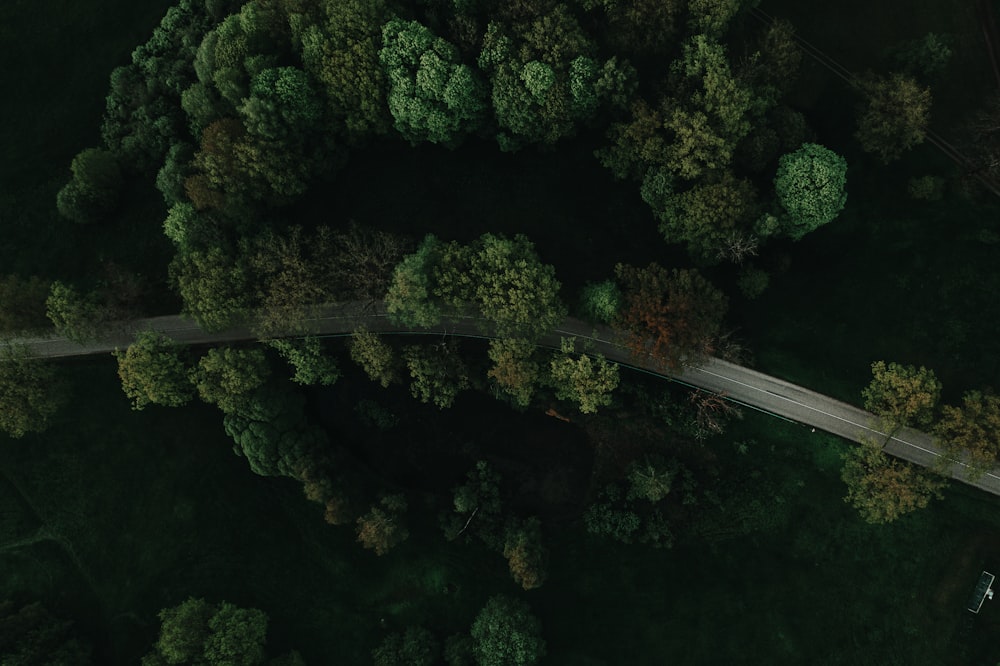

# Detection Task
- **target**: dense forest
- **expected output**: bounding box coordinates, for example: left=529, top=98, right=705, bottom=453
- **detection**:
left=4, top=0, right=1000, bottom=663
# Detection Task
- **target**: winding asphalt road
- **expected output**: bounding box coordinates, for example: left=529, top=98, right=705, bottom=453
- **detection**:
left=15, top=301, right=1000, bottom=496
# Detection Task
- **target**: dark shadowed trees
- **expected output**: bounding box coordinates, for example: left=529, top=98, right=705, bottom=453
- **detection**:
left=470, top=595, right=546, bottom=666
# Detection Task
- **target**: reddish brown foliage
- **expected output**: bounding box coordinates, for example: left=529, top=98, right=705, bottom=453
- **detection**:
left=614, top=263, right=727, bottom=370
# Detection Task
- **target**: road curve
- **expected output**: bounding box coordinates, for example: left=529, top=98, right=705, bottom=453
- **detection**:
left=12, top=301, right=1000, bottom=496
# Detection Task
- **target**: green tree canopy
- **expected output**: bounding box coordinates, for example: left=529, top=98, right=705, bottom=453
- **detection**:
left=933, top=390, right=1000, bottom=477
left=169, top=246, right=250, bottom=333
left=470, top=595, right=546, bottom=666
left=55, top=148, right=123, bottom=224
left=349, top=327, right=399, bottom=388
left=0, top=600, right=91, bottom=665
left=356, top=494, right=409, bottom=555
left=862, top=360, right=941, bottom=429
left=222, top=386, right=327, bottom=478
left=403, top=341, right=470, bottom=409
left=773, top=143, right=848, bottom=240
left=373, top=626, right=439, bottom=666
left=115, top=331, right=195, bottom=410
left=855, top=73, right=931, bottom=163
left=547, top=337, right=619, bottom=414
left=503, top=517, right=549, bottom=590
left=192, top=346, right=270, bottom=413
left=487, top=338, right=541, bottom=408
left=146, top=597, right=270, bottom=666
left=442, top=460, right=505, bottom=549
left=267, top=337, right=340, bottom=386
left=841, top=438, right=946, bottom=524
left=379, top=18, right=488, bottom=145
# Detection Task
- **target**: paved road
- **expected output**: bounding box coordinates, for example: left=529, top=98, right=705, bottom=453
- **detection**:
left=14, top=301, right=1000, bottom=496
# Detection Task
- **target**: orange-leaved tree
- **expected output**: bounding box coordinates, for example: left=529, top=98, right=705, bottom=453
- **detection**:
left=613, top=263, right=727, bottom=370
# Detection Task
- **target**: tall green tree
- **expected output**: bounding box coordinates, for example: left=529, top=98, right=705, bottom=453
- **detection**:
left=349, top=327, right=399, bottom=388
left=356, top=494, right=409, bottom=555
left=267, top=337, right=340, bottom=386
left=169, top=247, right=250, bottom=333
left=145, top=597, right=271, bottom=666
left=933, top=391, right=1000, bottom=477
left=841, top=437, right=946, bottom=524
left=115, top=331, right=195, bottom=410
left=773, top=143, right=848, bottom=240
left=547, top=337, right=619, bottom=414
left=503, top=517, right=549, bottom=590
left=0, top=275, right=51, bottom=335
left=487, top=338, right=541, bottom=408
left=862, top=360, right=941, bottom=429
left=855, top=73, right=931, bottom=163
left=373, top=627, right=439, bottom=666
left=192, top=346, right=270, bottom=413
left=470, top=595, right=546, bottom=666
left=403, top=342, right=470, bottom=409
left=379, top=18, right=488, bottom=145
left=56, top=148, right=123, bottom=224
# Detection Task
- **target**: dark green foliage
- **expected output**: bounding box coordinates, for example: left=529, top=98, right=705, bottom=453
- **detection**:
left=239, top=66, right=323, bottom=141
left=442, top=460, right=505, bottom=549
left=349, top=328, right=399, bottom=388
left=933, top=391, right=1000, bottom=477
left=56, top=148, right=123, bottom=224
left=115, top=330, right=195, bottom=410
left=379, top=18, right=488, bottom=145
left=885, top=32, right=952, bottom=81
left=156, top=141, right=196, bottom=205
left=45, top=281, right=123, bottom=344
left=861, top=360, right=941, bottom=429
left=736, top=266, right=770, bottom=299
left=296, top=0, right=393, bottom=140
left=0, top=275, right=51, bottom=335
left=222, top=386, right=328, bottom=478
left=907, top=175, right=945, bottom=201
left=386, top=233, right=565, bottom=340
left=443, top=634, right=475, bottom=666
left=584, top=482, right=673, bottom=548
left=478, top=5, right=630, bottom=149
left=169, top=246, right=250, bottom=332
left=146, top=597, right=269, bottom=666
left=403, top=341, right=471, bottom=409
left=356, top=493, right=409, bottom=555
left=373, top=626, right=440, bottom=666
left=162, top=201, right=224, bottom=251
left=643, top=168, right=759, bottom=261
left=502, top=516, right=549, bottom=590
left=773, top=143, right=848, bottom=239
left=626, top=456, right=676, bottom=503
left=0, top=600, right=91, bottom=665
left=487, top=338, right=541, bottom=408
left=327, top=222, right=412, bottom=302
left=854, top=73, right=931, bottom=163
left=470, top=595, right=546, bottom=666
left=267, top=336, right=340, bottom=386
left=193, top=346, right=270, bottom=413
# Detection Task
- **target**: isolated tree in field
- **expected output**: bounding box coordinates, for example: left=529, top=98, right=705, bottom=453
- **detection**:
left=933, top=390, right=1000, bottom=476
left=487, top=338, right=541, bottom=408
left=862, top=361, right=941, bottom=429
left=357, top=494, right=409, bottom=555
left=855, top=73, right=931, bottom=163
left=349, top=327, right=399, bottom=388
left=56, top=147, right=123, bottom=224
left=0, top=600, right=91, bottom=665
left=146, top=597, right=270, bottom=666
left=0, top=275, right=51, bottom=335
left=548, top=337, right=619, bottom=414
left=403, top=342, right=470, bottom=409
left=774, top=143, right=848, bottom=240
left=841, top=437, right=946, bottom=524
left=379, top=18, right=488, bottom=145
left=503, top=517, right=549, bottom=590
left=192, top=347, right=270, bottom=414
left=267, top=337, right=339, bottom=386
left=614, top=263, right=728, bottom=370
left=471, top=595, right=546, bottom=666
left=115, top=331, right=194, bottom=410
left=373, top=626, right=439, bottom=666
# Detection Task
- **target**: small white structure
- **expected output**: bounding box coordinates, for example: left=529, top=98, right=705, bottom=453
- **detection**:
left=967, top=571, right=995, bottom=614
